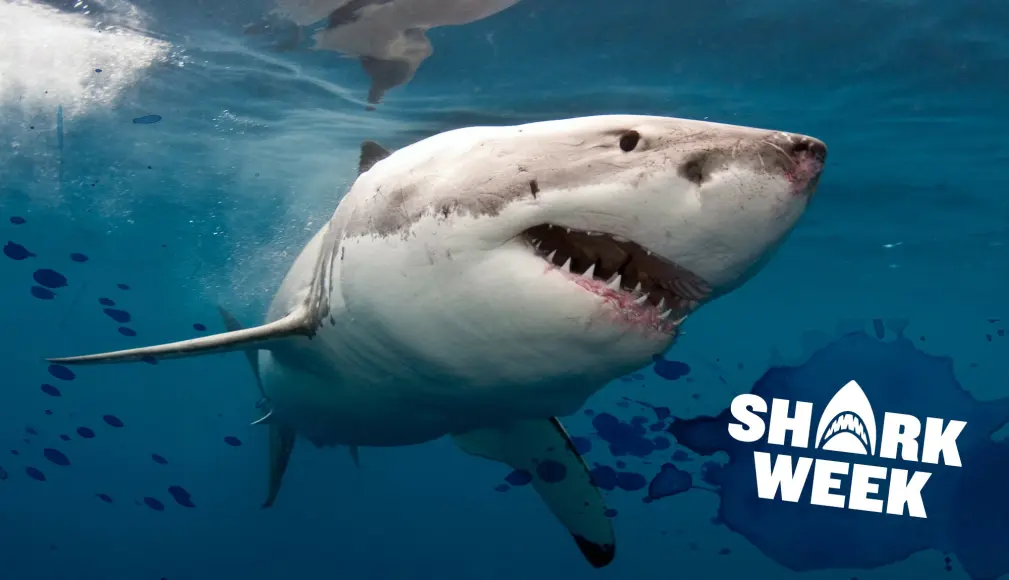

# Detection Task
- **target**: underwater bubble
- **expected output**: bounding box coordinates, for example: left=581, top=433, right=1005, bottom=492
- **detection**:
left=43, top=448, right=70, bottom=466
left=103, top=308, right=131, bottom=323
left=31, top=286, right=55, bottom=300
left=4, top=241, right=35, bottom=260
left=133, top=115, right=162, bottom=124
left=40, top=384, right=61, bottom=397
left=143, top=497, right=165, bottom=511
left=76, top=427, right=95, bottom=439
left=47, top=365, right=75, bottom=381
left=223, top=436, right=242, bottom=446
left=25, top=466, right=45, bottom=481
left=70, top=253, right=88, bottom=263
left=103, top=415, right=124, bottom=428
left=33, top=269, right=68, bottom=289
left=168, top=486, right=195, bottom=508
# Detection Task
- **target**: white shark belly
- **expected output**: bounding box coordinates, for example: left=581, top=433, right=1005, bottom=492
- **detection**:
left=257, top=332, right=609, bottom=447
left=257, top=346, right=462, bottom=447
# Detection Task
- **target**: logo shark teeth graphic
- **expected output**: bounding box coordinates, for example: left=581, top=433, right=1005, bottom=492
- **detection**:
left=814, top=380, right=877, bottom=456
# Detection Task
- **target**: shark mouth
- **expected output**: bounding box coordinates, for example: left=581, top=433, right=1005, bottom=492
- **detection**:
left=521, top=224, right=712, bottom=333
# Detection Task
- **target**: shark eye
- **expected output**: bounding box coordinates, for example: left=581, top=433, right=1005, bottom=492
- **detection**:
left=618, top=131, right=641, bottom=152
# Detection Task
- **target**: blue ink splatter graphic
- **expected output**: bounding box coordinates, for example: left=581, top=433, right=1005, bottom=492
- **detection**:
left=668, top=322, right=1009, bottom=580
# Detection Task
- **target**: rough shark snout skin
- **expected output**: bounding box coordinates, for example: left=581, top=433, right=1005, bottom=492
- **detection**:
left=814, top=380, right=878, bottom=455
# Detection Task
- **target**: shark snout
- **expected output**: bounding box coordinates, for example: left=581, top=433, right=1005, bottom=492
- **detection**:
left=761, top=133, right=827, bottom=197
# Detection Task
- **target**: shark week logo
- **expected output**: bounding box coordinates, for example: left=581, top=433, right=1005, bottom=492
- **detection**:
left=726, top=380, right=967, bottom=519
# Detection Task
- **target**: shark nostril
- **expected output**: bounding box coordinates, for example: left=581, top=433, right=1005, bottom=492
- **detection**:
left=618, top=131, right=641, bottom=152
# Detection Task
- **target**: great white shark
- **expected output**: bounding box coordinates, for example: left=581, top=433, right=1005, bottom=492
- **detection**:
left=49, top=114, right=827, bottom=567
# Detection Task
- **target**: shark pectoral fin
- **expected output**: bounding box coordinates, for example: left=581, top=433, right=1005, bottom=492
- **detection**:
left=263, top=423, right=297, bottom=509
left=348, top=445, right=361, bottom=468
left=452, top=418, right=615, bottom=568
left=217, top=306, right=266, bottom=397
left=47, top=307, right=314, bottom=366
left=358, top=140, right=391, bottom=175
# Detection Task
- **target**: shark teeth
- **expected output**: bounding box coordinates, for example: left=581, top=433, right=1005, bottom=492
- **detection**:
left=522, top=223, right=711, bottom=325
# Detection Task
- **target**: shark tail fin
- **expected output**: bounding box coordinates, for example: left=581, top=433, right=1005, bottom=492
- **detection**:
left=47, top=307, right=313, bottom=366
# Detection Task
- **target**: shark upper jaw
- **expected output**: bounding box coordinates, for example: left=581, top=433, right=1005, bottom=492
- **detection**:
left=518, top=223, right=712, bottom=336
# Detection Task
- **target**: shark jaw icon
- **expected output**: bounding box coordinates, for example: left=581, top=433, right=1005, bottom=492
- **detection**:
left=814, top=380, right=877, bottom=456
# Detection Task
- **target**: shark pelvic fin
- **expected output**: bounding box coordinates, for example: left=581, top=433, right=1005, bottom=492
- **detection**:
left=262, top=423, right=297, bottom=509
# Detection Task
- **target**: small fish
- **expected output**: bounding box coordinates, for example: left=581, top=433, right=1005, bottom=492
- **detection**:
left=133, top=114, right=162, bottom=124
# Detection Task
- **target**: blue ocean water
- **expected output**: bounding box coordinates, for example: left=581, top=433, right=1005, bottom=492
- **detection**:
left=1, top=0, right=1007, bottom=579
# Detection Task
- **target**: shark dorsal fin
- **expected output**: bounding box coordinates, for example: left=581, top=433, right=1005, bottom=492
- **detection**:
left=359, top=140, right=391, bottom=175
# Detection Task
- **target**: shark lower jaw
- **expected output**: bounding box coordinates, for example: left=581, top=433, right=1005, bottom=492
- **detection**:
left=519, top=223, right=711, bottom=336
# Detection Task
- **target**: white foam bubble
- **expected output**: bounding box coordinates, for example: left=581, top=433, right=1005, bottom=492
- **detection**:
left=0, top=0, right=172, bottom=120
